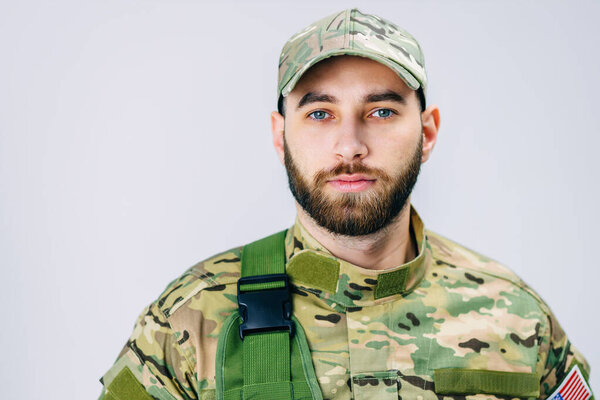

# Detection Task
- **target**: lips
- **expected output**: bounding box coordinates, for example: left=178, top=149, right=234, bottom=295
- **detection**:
left=327, top=174, right=376, bottom=192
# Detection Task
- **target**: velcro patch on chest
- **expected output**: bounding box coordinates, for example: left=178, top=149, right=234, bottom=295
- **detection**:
left=546, top=365, right=592, bottom=400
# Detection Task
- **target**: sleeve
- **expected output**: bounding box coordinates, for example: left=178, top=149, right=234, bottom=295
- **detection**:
left=98, top=303, right=198, bottom=400
left=538, top=306, right=593, bottom=398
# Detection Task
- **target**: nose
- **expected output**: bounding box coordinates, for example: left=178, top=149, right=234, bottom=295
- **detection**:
left=333, top=117, right=368, bottom=162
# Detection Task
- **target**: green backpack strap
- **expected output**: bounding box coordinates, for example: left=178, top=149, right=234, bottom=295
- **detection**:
left=215, top=230, right=323, bottom=400
left=239, top=230, right=293, bottom=399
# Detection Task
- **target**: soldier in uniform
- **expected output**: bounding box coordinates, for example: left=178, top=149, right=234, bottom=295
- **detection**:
left=98, top=8, right=593, bottom=400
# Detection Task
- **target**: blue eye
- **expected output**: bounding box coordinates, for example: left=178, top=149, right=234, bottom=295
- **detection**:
left=308, top=110, right=330, bottom=120
left=372, top=109, right=393, bottom=119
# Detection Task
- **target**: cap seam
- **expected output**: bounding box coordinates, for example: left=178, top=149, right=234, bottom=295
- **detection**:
left=350, top=9, right=355, bottom=50
left=344, top=9, right=350, bottom=48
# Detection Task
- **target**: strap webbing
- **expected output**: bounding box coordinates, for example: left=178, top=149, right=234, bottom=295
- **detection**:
left=240, top=230, right=292, bottom=400
left=241, top=230, right=287, bottom=278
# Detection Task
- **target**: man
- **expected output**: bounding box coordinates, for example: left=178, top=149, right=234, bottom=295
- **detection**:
left=99, top=8, right=593, bottom=400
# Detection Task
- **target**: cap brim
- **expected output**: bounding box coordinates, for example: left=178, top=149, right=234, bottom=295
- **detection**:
left=280, top=49, right=421, bottom=97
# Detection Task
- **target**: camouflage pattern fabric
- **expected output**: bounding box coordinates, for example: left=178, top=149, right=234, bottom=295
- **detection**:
left=98, top=206, right=591, bottom=399
left=277, top=8, right=427, bottom=98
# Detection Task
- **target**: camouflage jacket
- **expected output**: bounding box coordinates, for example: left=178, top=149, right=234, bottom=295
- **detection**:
left=99, top=207, right=591, bottom=399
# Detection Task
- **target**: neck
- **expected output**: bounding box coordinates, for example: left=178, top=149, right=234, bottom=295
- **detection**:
left=296, top=202, right=417, bottom=270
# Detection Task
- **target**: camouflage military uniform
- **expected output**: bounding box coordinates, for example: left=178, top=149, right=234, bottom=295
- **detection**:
left=99, top=9, right=592, bottom=399
left=98, top=206, right=591, bottom=399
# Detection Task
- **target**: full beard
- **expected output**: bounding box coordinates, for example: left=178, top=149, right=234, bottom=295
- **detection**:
left=284, top=134, right=423, bottom=237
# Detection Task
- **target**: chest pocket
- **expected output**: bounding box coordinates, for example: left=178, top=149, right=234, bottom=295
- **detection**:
left=434, top=368, right=539, bottom=398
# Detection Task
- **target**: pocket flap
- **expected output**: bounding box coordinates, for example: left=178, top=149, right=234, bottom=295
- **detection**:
left=434, top=368, right=539, bottom=397
left=352, top=371, right=398, bottom=400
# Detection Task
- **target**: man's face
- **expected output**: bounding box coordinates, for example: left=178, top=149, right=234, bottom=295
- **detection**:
left=278, top=55, right=426, bottom=236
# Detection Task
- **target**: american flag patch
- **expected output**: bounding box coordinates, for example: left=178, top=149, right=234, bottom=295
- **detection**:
left=547, top=365, right=592, bottom=400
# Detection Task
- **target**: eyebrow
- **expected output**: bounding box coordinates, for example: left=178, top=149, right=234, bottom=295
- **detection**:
left=297, top=92, right=338, bottom=109
left=364, top=90, right=406, bottom=105
left=296, top=90, right=406, bottom=110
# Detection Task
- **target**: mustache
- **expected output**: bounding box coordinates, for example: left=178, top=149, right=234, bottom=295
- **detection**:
left=313, top=162, right=392, bottom=185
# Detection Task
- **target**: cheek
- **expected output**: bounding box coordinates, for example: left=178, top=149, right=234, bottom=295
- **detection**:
left=367, top=125, right=421, bottom=166
left=285, top=128, right=336, bottom=174
left=291, top=143, right=331, bottom=178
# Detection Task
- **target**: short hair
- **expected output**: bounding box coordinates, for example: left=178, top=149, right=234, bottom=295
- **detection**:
left=277, top=87, right=426, bottom=117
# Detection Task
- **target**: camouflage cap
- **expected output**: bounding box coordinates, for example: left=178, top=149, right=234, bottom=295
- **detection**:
left=277, top=8, right=427, bottom=99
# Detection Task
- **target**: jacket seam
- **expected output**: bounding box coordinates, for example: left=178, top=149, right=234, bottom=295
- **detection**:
left=157, top=302, right=198, bottom=400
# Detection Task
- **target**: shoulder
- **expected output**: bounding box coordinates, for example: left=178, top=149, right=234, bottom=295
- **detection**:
left=425, top=229, right=553, bottom=316
left=427, top=229, right=521, bottom=283
left=100, top=246, right=245, bottom=397
left=424, top=230, right=592, bottom=395
left=153, top=245, right=243, bottom=319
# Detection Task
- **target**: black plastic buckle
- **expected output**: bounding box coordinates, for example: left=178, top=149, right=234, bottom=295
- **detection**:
left=237, top=273, right=294, bottom=340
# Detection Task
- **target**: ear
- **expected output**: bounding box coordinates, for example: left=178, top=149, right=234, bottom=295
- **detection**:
left=420, top=105, right=441, bottom=163
left=271, top=110, right=285, bottom=165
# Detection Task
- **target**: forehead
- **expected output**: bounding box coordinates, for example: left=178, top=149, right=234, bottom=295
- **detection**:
left=289, top=55, right=412, bottom=101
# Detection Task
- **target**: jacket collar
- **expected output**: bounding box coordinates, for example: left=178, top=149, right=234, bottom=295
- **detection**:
left=284, top=205, right=432, bottom=308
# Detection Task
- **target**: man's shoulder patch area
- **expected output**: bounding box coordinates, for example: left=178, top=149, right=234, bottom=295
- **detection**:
left=104, top=367, right=154, bottom=400
left=546, top=365, right=593, bottom=400
left=155, top=246, right=243, bottom=318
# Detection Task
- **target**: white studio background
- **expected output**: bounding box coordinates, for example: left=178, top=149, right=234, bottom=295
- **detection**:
left=1, top=0, right=598, bottom=398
